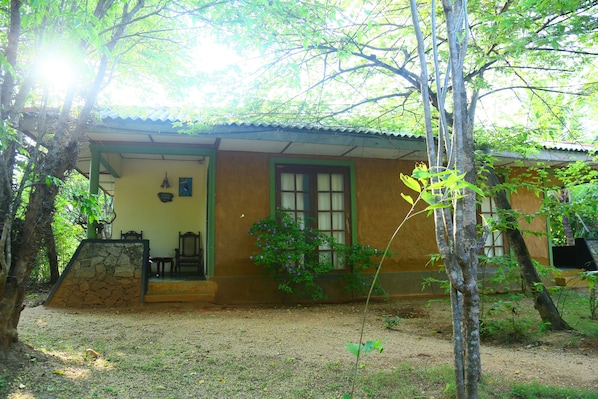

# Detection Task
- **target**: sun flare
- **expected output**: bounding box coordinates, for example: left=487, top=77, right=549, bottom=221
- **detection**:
left=37, top=52, right=78, bottom=91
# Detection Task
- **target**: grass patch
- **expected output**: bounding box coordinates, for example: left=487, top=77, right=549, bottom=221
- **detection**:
left=510, top=381, right=598, bottom=399
left=346, top=364, right=598, bottom=399
left=479, top=290, right=598, bottom=346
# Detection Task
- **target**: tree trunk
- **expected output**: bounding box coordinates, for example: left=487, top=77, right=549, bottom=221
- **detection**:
left=0, top=139, right=78, bottom=356
left=486, top=167, right=573, bottom=331
left=557, top=189, right=575, bottom=246
left=449, top=286, right=466, bottom=398
left=0, top=277, right=24, bottom=349
left=562, top=214, right=575, bottom=247
left=44, top=223, right=60, bottom=284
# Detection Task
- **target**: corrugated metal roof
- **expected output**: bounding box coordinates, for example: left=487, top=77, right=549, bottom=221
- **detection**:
left=96, top=108, right=421, bottom=140
left=98, top=108, right=190, bottom=123
left=539, top=140, right=596, bottom=153
left=96, top=108, right=596, bottom=154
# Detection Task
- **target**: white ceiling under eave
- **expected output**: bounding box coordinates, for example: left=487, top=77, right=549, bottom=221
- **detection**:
left=78, top=123, right=432, bottom=194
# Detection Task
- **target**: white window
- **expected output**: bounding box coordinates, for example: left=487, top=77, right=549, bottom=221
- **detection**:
left=480, top=197, right=506, bottom=257
left=277, top=165, right=350, bottom=269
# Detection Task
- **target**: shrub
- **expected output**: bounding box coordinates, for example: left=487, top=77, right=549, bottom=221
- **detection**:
left=338, top=243, right=387, bottom=298
left=249, top=212, right=387, bottom=300
left=249, top=212, right=335, bottom=300
left=581, top=270, right=598, bottom=320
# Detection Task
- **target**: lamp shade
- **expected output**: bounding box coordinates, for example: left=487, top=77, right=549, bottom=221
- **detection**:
left=158, top=192, right=173, bottom=203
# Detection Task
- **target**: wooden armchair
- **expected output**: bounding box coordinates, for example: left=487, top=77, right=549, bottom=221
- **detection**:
left=175, top=231, right=204, bottom=277
left=121, top=230, right=143, bottom=240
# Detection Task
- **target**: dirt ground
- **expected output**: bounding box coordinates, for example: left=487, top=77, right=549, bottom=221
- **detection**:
left=2, top=291, right=598, bottom=398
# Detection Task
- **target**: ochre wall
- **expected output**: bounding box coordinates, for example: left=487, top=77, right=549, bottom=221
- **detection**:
left=212, top=152, right=281, bottom=302
left=507, top=168, right=550, bottom=265
left=211, top=153, right=553, bottom=303
left=354, top=158, right=438, bottom=272
left=212, top=152, right=445, bottom=303
left=214, top=152, right=270, bottom=276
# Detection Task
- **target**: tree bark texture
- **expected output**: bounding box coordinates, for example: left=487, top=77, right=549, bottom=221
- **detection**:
left=485, top=167, right=572, bottom=331
left=44, top=223, right=60, bottom=284
left=562, top=214, right=575, bottom=247
left=449, top=286, right=466, bottom=399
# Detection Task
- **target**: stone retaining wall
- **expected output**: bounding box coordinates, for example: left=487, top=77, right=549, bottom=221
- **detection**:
left=46, top=239, right=149, bottom=308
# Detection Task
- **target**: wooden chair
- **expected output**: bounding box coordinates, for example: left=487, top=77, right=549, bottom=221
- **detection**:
left=120, top=230, right=152, bottom=275
left=121, top=230, right=143, bottom=240
left=175, top=231, right=204, bottom=277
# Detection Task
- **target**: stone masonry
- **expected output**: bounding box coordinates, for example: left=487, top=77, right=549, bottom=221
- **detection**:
left=46, top=240, right=147, bottom=308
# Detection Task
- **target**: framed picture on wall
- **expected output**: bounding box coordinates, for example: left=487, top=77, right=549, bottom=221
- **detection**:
left=179, top=177, right=192, bottom=197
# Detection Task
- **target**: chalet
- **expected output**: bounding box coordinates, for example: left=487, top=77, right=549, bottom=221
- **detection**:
left=42, top=109, right=597, bottom=307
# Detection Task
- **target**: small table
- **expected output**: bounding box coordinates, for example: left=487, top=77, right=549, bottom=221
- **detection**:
left=149, top=257, right=175, bottom=277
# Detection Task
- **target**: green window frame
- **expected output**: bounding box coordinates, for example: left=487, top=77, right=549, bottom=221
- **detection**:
left=269, top=159, right=357, bottom=269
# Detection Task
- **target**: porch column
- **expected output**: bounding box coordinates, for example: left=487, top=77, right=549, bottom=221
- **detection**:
left=87, top=149, right=100, bottom=239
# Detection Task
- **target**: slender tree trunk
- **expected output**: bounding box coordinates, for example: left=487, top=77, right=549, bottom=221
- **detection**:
left=409, top=0, right=481, bottom=396
left=449, top=286, right=466, bottom=398
left=557, top=189, right=576, bottom=246
left=44, top=223, right=60, bottom=284
left=486, top=167, right=573, bottom=331
left=463, top=279, right=481, bottom=388
left=562, top=214, right=575, bottom=246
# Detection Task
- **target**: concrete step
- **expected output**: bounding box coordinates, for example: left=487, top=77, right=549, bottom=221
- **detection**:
left=554, top=269, right=589, bottom=288
left=144, top=293, right=216, bottom=303
left=145, top=280, right=217, bottom=303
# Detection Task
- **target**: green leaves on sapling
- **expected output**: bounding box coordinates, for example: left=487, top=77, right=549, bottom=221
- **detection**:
left=400, top=163, right=485, bottom=212
left=346, top=339, right=384, bottom=357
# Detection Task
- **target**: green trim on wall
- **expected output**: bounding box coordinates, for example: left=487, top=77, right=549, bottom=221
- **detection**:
left=540, top=174, right=554, bottom=267
left=99, top=154, right=120, bottom=178
left=87, top=150, right=101, bottom=239
left=268, top=157, right=358, bottom=245
left=206, top=154, right=216, bottom=277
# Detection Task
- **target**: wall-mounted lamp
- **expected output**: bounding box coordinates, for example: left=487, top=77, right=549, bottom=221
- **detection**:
left=160, top=172, right=171, bottom=188
left=158, top=192, right=174, bottom=203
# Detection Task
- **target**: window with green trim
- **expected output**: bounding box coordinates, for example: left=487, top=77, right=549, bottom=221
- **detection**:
left=480, top=196, right=507, bottom=257
left=275, top=164, right=351, bottom=269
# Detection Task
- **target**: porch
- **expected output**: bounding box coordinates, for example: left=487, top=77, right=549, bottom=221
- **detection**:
left=46, top=239, right=216, bottom=308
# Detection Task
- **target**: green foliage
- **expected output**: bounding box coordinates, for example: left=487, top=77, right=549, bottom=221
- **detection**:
left=400, top=163, right=485, bottom=218
left=71, top=192, right=104, bottom=225
left=581, top=270, right=598, bottom=320
left=422, top=254, right=452, bottom=294
left=249, top=212, right=334, bottom=300
left=201, top=0, right=598, bottom=139
left=480, top=294, right=539, bottom=344
left=337, top=243, right=387, bottom=298
left=249, top=211, right=388, bottom=300
left=510, top=381, right=598, bottom=399
left=551, top=289, right=598, bottom=337
left=543, top=162, right=598, bottom=246
left=346, top=339, right=384, bottom=358
left=382, top=315, right=402, bottom=330
left=428, top=252, right=565, bottom=343
left=479, top=254, right=524, bottom=294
